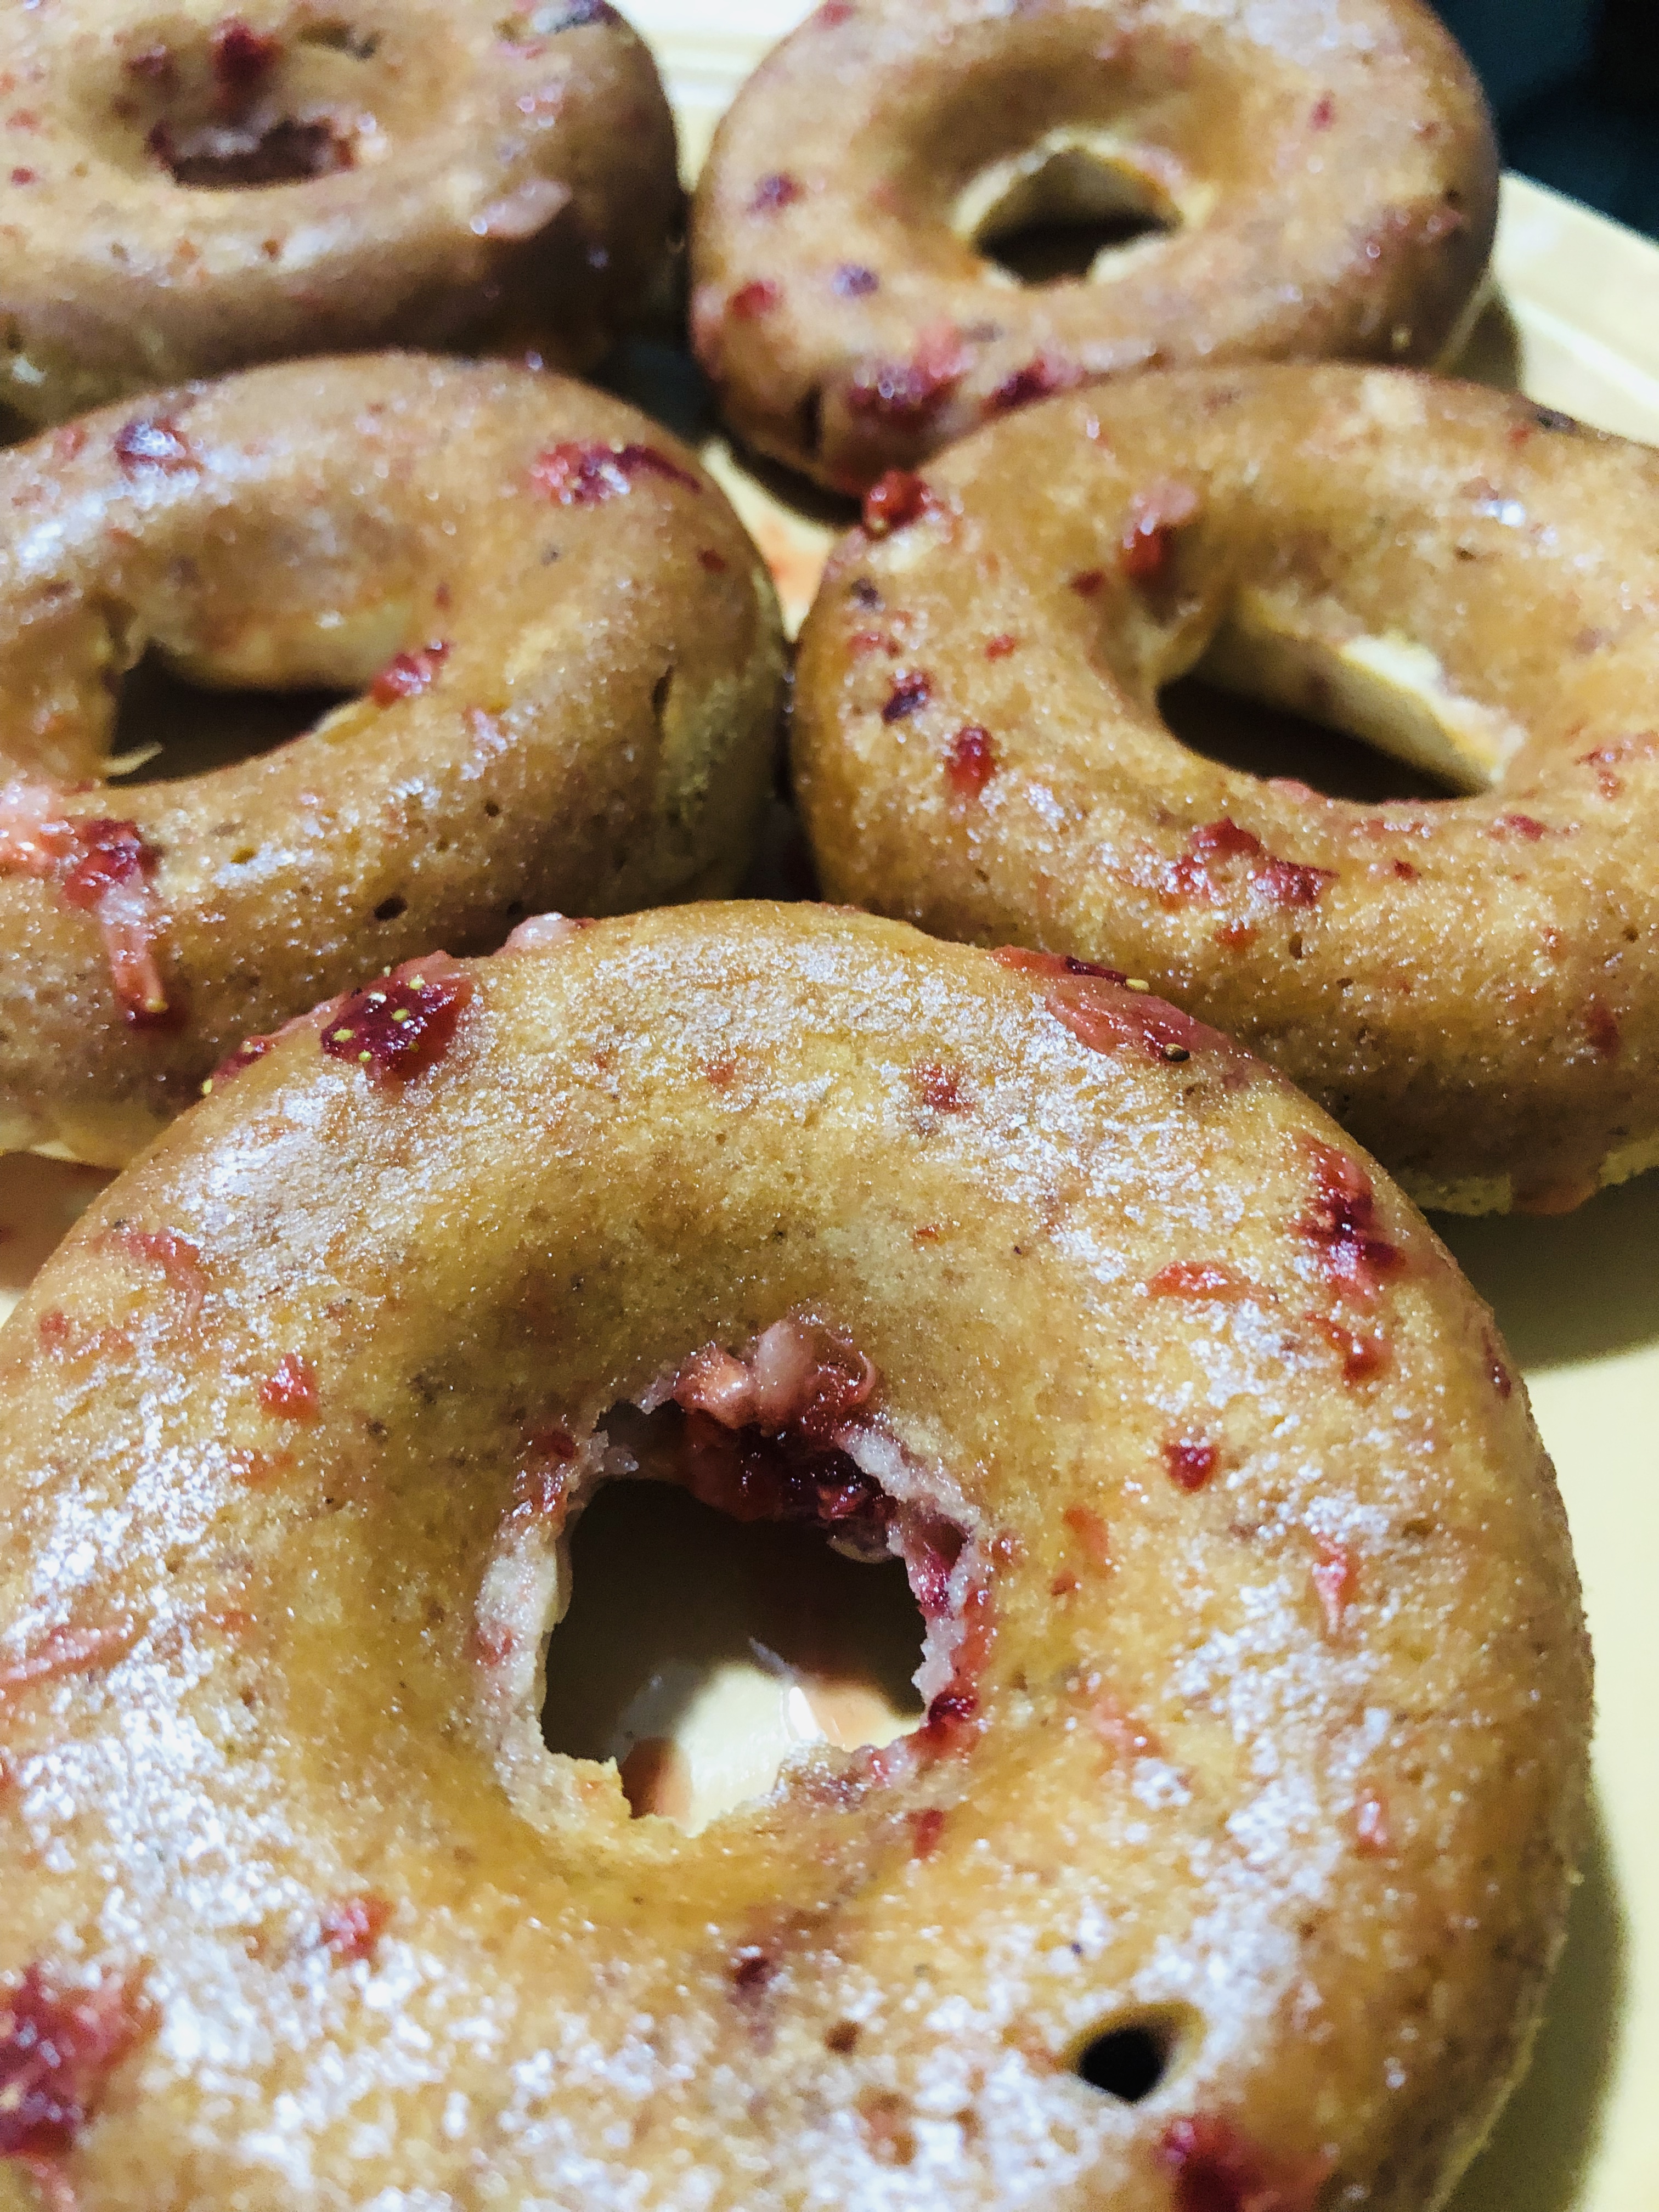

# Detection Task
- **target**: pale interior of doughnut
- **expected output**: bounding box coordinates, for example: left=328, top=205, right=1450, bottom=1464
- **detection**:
left=949, top=128, right=1216, bottom=282
left=1194, top=586, right=1530, bottom=793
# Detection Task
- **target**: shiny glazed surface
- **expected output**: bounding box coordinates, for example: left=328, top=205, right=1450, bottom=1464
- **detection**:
left=0, top=354, right=786, bottom=1166
left=0, top=0, right=679, bottom=426
left=793, top=365, right=1659, bottom=1213
left=0, top=906, right=1588, bottom=2209
left=690, top=0, right=1497, bottom=489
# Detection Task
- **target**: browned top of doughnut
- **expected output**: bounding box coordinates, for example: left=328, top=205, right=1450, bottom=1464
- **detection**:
left=0, top=905, right=1586, bottom=2210
left=793, top=366, right=1659, bottom=1214
left=0, top=354, right=785, bottom=1166
left=0, top=2, right=678, bottom=425
left=691, top=0, right=1496, bottom=492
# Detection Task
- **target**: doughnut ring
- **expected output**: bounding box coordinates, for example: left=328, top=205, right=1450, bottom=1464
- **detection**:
left=691, top=0, right=1497, bottom=490
left=0, top=0, right=678, bottom=427
left=0, top=354, right=785, bottom=1167
left=0, top=905, right=1587, bottom=2208
left=793, top=365, right=1659, bottom=1214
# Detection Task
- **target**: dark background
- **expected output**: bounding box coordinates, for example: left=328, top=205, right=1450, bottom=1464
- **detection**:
left=1440, top=0, right=1659, bottom=238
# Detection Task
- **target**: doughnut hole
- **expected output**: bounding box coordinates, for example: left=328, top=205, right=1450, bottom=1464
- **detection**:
left=540, top=1462, right=926, bottom=1833
left=1069, top=2005, right=1200, bottom=2103
left=546, top=1398, right=938, bottom=1831
left=1155, top=591, right=1515, bottom=805
left=105, top=647, right=350, bottom=783
left=1159, top=674, right=1458, bottom=807
left=78, top=13, right=404, bottom=190
left=956, top=135, right=1183, bottom=287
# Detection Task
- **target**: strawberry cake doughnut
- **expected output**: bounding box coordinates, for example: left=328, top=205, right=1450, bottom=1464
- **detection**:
left=691, top=0, right=1497, bottom=492
left=793, top=365, right=1659, bottom=1214
left=0, top=0, right=677, bottom=427
left=0, top=354, right=785, bottom=1166
left=0, top=905, right=1587, bottom=2210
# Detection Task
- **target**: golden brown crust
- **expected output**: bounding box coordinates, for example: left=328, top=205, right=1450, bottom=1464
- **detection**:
left=0, top=1, right=678, bottom=426
left=0, top=905, right=1588, bottom=2209
left=690, top=0, right=1497, bottom=490
left=0, top=356, right=786, bottom=1165
left=792, top=365, right=1659, bottom=1213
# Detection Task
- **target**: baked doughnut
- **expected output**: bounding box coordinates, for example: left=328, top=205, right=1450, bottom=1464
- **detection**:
left=0, top=354, right=785, bottom=1166
left=0, top=1, right=677, bottom=427
left=0, top=903, right=1587, bottom=2209
left=690, top=0, right=1497, bottom=492
left=793, top=365, right=1659, bottom=1214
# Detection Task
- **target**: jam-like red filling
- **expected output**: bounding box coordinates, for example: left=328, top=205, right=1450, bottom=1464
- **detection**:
left=834, top=262, right=880, bottom=297
left=100, top=1224, right=205, bottom=1322
left=318, top=1894, right=391, bottom=1965
left=995, top=951, right=1256, bottom=1080
left=911, top=1063, right=967, bottom=1114
left=729, top=278, right=782, bottom=321
left=882, top=671, right=933, bottom=724
left=751, top=171, right=803, bottom=212
left=861, top=469, right=934, bottom=536
left=634, top=1323, right=990, bottom=1756
left=531, top=441, right=701, bottom=505
left=0, top=1966, right=149, bottom=2157
left=1160, top=2114, right=1324, bottom=2212
left=994, top=949, right=1125, bottom=985
left=985, top=352, right=1081, bottom=418
left=0, top=797, right=170, bottom=1022
left=1585, top=999, right=1622, bottom=1059
left=112, top=416, right=195, bottom=476
left=320, top=954, right=475, bottom=1082
left=945, top=725, right=996, bottom=799
left=0, top=1621, right=136, bottom=1694
left=1159, top=819, right=1334, bottom=912
left=1063, top=1503, right=1111, bottom=1567
left=1053, top=975, right=1210, bottom=1063
left=664, top=1323, right=892, bottom=1554
left=210, top=16, right=279, bottom=106
left=1307, top=1312, right=1390, bottom=1383
left=1164, top=1437, right=1218, bottom=1492
left=258, top=1353, right=318, bottom=1421
left=907, top=1805, right=947, bottom=1858
left=1121, top=481, right=1199, bottom=582
left=503, top=1320, right=990, bottom=1788
left=1299, top=1142, right=1404, bottom=1294
left=1312, top=1537, right=1356, bottom=1637
left=1355, top=1792, right=1392, bottom=1855
left=847, top=324, right=968, bottom=432
left=1148, top=1262, right=1254, bottom=1302
left=370, top=642, right=449, bottom=706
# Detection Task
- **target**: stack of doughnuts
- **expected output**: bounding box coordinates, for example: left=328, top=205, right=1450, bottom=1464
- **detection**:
left=0, top=5, right=1606, bottom=2210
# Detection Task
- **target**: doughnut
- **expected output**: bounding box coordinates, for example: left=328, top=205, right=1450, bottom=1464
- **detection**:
left=0, top=353, right=786, bottom=1167
left=0, top=1, right=678, bottom=427
left=0, top=903, right=1588, bottom=2208
left=793, top=364, right=1659, bottom=1214
left=690, top=0, right=1498, bottom=492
